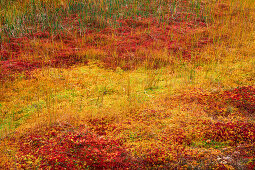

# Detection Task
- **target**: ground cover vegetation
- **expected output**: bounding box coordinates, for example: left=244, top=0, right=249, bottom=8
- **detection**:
left=0, top=0, right=254, bottom=169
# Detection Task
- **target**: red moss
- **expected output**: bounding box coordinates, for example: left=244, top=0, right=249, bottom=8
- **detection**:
left=0, top=37, right=29, bottom=60
left=204, top=121, right=255, bottom=145
left=247, top=159, right=255, bottom=169
left=52, top=50, right=88, bottom=68
left=191, top=86, right=255, bottom=116
left=32, top=31, right=50, bottom=39
left=0, top=9, right=213, bottom=79
left=87, top=117, right=118, bottom=137
left=17, top=124, right=135, bottom=169
left=0, top=49, right=9, bottom=60
left=223, top=86, right=255, bottom=114
left=0, top=60, right=43, bottom=80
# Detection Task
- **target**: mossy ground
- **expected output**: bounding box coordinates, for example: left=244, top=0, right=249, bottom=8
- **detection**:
left=0, top=0, right=254, bottom=169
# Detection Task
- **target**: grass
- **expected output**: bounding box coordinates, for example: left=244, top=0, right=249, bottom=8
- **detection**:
left=0, top=0, right=255, bottom=169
